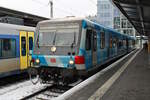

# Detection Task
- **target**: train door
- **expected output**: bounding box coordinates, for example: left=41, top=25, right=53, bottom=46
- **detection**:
left=20, top=31, right=28, bottom=70
left=92, top=30, right=97, bottom=65
left=27, top=32, right=34, bottom=67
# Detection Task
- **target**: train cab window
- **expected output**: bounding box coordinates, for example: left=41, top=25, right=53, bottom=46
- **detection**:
left=100, top=31, right=105, bottom=49
left=93, top=31, right=97, bottom=51
left=85, top=29, right=92, bottom=50
left=0, top=39, right=16, bottom=58
left=21, top=37, right=26, bottom=56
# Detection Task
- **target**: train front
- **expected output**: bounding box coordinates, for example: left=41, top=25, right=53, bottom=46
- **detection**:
left=30, top=19, right=83, bottom=84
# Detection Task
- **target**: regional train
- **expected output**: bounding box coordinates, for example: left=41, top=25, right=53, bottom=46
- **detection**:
left=0, top=23, right=35, bottom=78
left=30, top=17, right=135, bottom=84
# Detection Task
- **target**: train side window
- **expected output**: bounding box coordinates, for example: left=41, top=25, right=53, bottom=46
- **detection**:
left=119, top=39, right=122, bottom=47
left=0, top=39, right=1, bottom=57
left=113, top=38, right=116, bottom=47
left=85, top=29, right=92, bottom=50
left=21, top=37, right=26, bottom=56
left=110, top=35, right=113, bottom=48
left=100, top=31, right=105, bottom=49
left=123, top=39, right=126, bottom=46
left=29, top=37, right=33, bottom=50
left=132, top=40, right=135, bottom=46
left=116, top=38, right=119, bottom=47
left=93, top=31, right=97, bottom=51
left=1, top=39, right=16, bottom=58
left=3, top=39, right=11, bottom=51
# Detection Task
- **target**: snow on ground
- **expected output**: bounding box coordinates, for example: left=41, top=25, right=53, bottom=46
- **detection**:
left=0, top=80, right=49, bottom=100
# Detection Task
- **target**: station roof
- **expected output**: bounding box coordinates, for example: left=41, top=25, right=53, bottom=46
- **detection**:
left=0, top=7, right=49, bottom=27
left=112, top=0, right=150, bottom=38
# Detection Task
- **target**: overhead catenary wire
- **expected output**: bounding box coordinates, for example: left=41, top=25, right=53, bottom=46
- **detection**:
left=31, top=0, right=76, bottom=17
left=31, top=0, right=97, bottom=17
left=54, top=0, right=87, bottom=17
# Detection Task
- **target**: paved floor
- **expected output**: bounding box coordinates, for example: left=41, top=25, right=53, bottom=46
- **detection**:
left=66, top=50, right=136, bottom=100
left=101, top=49, right=150, bottom=100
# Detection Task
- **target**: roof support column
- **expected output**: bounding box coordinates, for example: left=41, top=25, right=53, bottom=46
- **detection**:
left=136, top=0, right=145, bottom=35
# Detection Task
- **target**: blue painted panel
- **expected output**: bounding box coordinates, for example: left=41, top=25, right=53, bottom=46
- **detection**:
left=79, top=48, right=92, bottom=69
left=82, top=20, right=87, bottom=29
left=32, top=55, right=48, bottom=66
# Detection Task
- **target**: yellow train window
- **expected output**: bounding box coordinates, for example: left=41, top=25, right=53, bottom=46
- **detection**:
left=21, top=37, right=26, bottom=56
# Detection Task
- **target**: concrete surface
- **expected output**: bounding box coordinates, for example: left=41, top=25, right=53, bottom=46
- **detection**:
left=101, top=49, right=150, bottom=100
left=66, top=50, right=136, bottom=100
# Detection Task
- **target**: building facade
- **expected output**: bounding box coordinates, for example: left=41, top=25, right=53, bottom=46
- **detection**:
left=97, top=0, right=114, bottom=28
left=97, top=0, right=137, bottom=37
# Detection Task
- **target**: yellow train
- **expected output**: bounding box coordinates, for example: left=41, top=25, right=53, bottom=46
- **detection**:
left=0, top=22, right=35, bottom=78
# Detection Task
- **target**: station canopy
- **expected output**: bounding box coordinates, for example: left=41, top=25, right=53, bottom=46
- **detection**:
left=112, top=0, right=150, bottom=38
left=0, top=7, right=49, bottom=27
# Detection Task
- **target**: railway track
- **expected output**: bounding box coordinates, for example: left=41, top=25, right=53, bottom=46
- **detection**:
left=21, top=80, right=82, bottom=100
left=22, top=85, right=73, bottom=100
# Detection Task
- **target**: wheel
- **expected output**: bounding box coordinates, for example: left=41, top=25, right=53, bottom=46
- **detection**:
left=28, top=68, right=40, bottom=85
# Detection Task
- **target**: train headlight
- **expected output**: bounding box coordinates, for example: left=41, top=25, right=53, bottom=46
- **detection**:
left=35, top=59, right=40, bottom=64
left=69, top=60, right=74, bottom=65
left=51, top=46, right=56, bottom=52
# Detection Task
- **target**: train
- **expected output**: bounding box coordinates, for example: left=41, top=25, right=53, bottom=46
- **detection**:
left=0, top=22, right=35, bottom=78
left=29, top=17, right=136, bottom=84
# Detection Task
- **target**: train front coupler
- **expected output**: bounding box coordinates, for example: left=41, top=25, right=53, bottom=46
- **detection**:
left=28, top=60, right=40, bottom=84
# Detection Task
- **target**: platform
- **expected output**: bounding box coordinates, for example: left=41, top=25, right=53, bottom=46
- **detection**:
left=64, top=49, right=150, bottom=100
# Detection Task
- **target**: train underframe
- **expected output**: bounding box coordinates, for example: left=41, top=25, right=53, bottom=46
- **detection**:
left=29, top=67, right=81, bottom=84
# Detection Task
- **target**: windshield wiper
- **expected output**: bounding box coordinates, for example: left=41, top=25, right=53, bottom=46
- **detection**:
left=37, top=33, right=40, bottom=48
left=53, top=32, right=57, bottom=45
left=71, top=32, right=76, bottom=48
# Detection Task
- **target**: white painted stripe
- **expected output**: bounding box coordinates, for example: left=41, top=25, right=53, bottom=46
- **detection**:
left=76, top=64, right=85, bottom=70
left=55, top=50, right=137, bottom=100
left=88, top=49, right=142, bottom=100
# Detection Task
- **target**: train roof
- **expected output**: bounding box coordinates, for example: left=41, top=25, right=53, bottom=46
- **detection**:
left=83, top=19, right=135, bottom=39
left=38, top=17, right=135, bottom=39
left=0, top=22, right=35, bottom=31
left=38, top=17, right=84, bottom=24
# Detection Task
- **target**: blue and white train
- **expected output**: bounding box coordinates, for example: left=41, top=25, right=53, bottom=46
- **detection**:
left=0, top=23, right=34, bottom=78
left=30, top=17, right=135, bottom=84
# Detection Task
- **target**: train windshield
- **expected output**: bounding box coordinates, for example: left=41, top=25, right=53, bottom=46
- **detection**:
left=38, top=23, right=79, bottom=46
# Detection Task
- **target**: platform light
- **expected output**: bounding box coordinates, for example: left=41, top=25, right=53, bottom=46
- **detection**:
left=35, top=59, right=40, bottom=64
